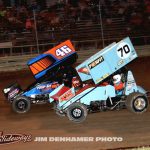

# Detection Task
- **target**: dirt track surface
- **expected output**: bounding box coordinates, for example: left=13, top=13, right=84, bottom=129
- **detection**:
left=0, top=57, right=150, bottom=150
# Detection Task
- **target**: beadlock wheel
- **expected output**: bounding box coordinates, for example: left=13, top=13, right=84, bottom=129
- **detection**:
left=66, top=102, right=87, bottom=123
left=12, top=96, right=31, bottom=113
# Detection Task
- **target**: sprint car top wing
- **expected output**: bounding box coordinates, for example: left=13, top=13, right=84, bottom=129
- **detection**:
left=76, top=37, right=138, bottom=84
left=27, top=40, right=77, bottom=80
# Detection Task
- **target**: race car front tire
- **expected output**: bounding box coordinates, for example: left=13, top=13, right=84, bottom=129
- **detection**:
left=12, top=96, right=31, bottom=114
left=66, top=102, right=87, bottom=123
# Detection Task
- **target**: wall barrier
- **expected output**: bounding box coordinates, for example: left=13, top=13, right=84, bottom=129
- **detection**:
left=1, top=36, right=150, bottom=57
left=0, top=45, right=149, bottom=72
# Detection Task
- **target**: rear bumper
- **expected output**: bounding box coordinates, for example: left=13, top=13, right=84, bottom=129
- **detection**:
left=3, top=83, right=22, bottom=102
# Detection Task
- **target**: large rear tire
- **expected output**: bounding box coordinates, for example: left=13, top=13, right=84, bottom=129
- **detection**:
left=12, top=96, right=31, bottom=114
left=126, top=92, right=149, bottom=114
left=66, top=102, right=87, bottom=123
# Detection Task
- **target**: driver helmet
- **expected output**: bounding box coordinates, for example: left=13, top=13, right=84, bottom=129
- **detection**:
left=72, top=77, right=81, bottom=88
left=113, top=74, right=122, bottom=84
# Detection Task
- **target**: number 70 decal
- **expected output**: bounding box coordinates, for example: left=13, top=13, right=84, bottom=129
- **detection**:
left=117, top=42, right=131, bottom=59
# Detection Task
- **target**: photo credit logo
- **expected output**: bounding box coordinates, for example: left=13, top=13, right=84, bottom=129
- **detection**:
left=0, top=131, right=32, bottom=145
left=34, top=136, right=123, bottom=142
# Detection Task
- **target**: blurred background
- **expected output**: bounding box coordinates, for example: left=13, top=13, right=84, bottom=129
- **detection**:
left=0, top=0, right=150, bottom=56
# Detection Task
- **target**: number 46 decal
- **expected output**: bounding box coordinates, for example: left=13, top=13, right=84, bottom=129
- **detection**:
left=117, top=42, right=131, bottom=59
left=56, top=45, right=72, bottom=57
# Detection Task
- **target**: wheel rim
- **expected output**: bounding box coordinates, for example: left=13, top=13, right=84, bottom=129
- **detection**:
left=134, top=97, right=146, bottom=110
left=16, top=100, right=27, bottom=111
left=72, top=108, right=82, bottom=119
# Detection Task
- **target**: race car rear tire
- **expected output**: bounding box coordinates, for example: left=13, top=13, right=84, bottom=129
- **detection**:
left=125, top=92, right=149, bottom=114
left=66, top=102, right=87, bottom=123
left=12, top=96, right=31, bottom=114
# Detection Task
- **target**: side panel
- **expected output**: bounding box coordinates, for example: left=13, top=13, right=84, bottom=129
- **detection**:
left=28, top=55, right=56, bottom=77
left=87, top=37, right=137, bottom=84
left=76, top=42, right=117, bottom=82
left=76, top=64, right=92, bottom=82
left=27, top=40, right=77, bottom=80
left=80, top=85, right=116, bottom=105
left=49, top=84, right=64, bottom=103
left=60, top=85, right=116, bottom=110
left=124, top=71, right=147, bottom=95
left=86, top=56, right=111, bottom=84
left=23, top=81, right=58, bottom=97
left=136, top=86, right=147, bottom=94
left=76, top=37, right=137, bottom=84
left=60, top=87, right=94, bottom=109
left=124, top=71, right=138, bottom=95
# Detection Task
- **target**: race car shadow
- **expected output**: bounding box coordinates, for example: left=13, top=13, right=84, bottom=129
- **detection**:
left=38, top=108, right=150, bottom=134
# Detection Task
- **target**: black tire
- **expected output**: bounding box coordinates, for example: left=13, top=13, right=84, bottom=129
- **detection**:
left=66, top=102, right=87, bottom=123
left=12, top=96, right=31, bottom=114
left=125, top=92, right=149, bottom=114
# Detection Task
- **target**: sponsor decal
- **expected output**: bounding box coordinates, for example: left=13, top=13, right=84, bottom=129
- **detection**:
left=8, top=89, right=19, bottom=98
left=78, top=67, right=89, bottom=74
left=88, top=56, right=104, bottom=69
left=55, top=45, right=72, bottom=57
left=126, top=74, right=136, bottom=91
left=45, top=40, right=75, bottom=60
left=37, top=83, right=59, bottom=90
left=0, top=131, right=32, bottom=145
left=117, top=42, right=131, bottom=59
left=117, top=59, right=124, bottom=66
left=59, top=89, right=75, bottom=101
left=96, top=73, right=109, bottom=83
left=37, top=84, right=52, bottom=90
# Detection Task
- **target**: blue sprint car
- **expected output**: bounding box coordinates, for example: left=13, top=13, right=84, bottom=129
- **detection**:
left=3, top=40, right=78, bottom=113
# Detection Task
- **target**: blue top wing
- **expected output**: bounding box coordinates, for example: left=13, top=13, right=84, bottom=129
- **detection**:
left=76, top=37, right=138, bottom=84
left=27, top=40, right=77, bottom=80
